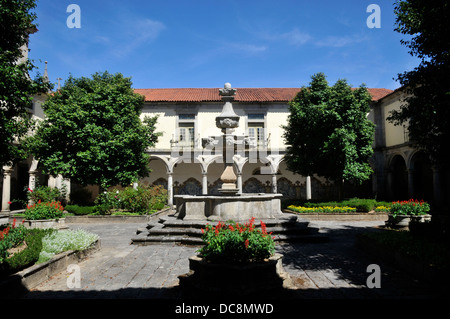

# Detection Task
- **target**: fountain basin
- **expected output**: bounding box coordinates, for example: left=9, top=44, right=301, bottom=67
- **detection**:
left=174, top=193, right=284, bottom=220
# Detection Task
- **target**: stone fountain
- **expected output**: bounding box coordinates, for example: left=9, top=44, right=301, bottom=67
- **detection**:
left=132, top=84, right=326, bottom=245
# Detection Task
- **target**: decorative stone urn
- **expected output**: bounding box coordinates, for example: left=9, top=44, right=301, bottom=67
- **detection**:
left=178, top=253, right=293, bottom=298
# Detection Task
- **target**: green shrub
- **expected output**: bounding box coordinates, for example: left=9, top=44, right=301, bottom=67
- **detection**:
left=94, top=185, right=168, bottom=215
left=28, top=186, right=64, bottom=204
left=1, top=228, right=54, bottom=275
left=65, top=205, right=96, bottom=215
left=118, top=185, right=167, bottom=214
left=197, top=218, right=275, bottom=264
left=24, top=201, right=65, bottom=220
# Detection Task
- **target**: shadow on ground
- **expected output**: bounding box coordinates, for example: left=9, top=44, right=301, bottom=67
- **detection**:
left=18, top=222, right=446, bottom=300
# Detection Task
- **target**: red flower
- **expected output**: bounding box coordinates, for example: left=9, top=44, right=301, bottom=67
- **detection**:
left=260, top=221, right=267, bottom=235
left=7, top=201, right=12, bottom=205
left=244, top=239, right=249, bottom=249
left=27, top=188, right=33, bottom=192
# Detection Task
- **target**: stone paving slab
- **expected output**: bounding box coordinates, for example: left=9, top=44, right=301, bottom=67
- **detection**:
left=21, top=219, right=445, bottom=300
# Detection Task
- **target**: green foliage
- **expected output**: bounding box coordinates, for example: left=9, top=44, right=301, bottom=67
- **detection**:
left=0, top=220, right=28, bottom=263
left=27, top=186, right=64, bottom=204
left=283, top=198, right=389, bottom=212
left=198, top=218, right=275, bottom=264
left=390, top=199, right=431, bottom=217
left=24, top=201, right=65, bottom=220
left=0, top=0, right=52, bottom=166
left=38, top=229, right=99, bottom=263
left=94, top=185, right=167, bottom=215
left=65, top=205, right=96, bottom=216
left=388, top=0, right=450, bottom=163
left=283, top=73, right=374, bottom=189
left=118, top=185, right=167, bottom=213
left=1, top=228, right=54, bottom=275
left=25, top=71, right=160, bottom=189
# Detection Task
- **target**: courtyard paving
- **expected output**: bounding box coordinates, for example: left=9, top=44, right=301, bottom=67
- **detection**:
left=22, top=218, right=444, bottom=300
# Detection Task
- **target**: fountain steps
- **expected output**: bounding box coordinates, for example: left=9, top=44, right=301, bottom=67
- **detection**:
left=131, top=213, right=328, bottom=245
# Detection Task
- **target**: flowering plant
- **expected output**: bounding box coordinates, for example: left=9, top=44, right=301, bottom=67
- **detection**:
left=197, top=217, right=275, bottom=264
left=288, top=205, right=356, bottom=213
left=24, top=201, right=65, bottom=220
left=1, top=219, right=27, bottom=263
left=390, top=199, right=430, bottom=218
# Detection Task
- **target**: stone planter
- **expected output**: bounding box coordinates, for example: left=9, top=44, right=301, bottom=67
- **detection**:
left=385, top=214, right=431, bottom=229
left=178, top=253, right=293, bottom=298
left=24, top=218, right=67, bottom=229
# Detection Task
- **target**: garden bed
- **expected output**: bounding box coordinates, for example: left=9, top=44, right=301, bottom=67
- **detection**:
left=0, top=239, right=100, bottom=298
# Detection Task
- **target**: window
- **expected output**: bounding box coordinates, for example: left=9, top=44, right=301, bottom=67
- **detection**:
left=179, top=124, right=195, bottom=147
left=177, top=114, right=196, bottom=147
left=248, top=123, right=265, bottom=146
left=247, top=113, right=266, bottom=146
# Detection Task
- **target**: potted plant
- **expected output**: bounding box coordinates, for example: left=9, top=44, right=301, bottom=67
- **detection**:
left=23, top=200, right=66, bottom=229
left=178, top=217, right=293, bottom=298
left=385, top=199, right=431, bottom=229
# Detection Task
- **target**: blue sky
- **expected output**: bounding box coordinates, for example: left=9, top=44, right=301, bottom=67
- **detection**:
left=28, top=0, right=419, bottom=90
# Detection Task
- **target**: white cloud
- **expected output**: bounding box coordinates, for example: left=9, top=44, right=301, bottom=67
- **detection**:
left=227, top=42, right=267, bottom=54
left=279, top=28, right=312, bottom=46
left=314, top=34, right=367, bottom=48
left=111, top=18, right=166, bottom=58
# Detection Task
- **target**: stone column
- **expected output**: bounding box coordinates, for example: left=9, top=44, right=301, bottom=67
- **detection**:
left=28, top=158, right=39, bottom=195
left=236, top=172, right=243, bottom=194
left=306, top=176, right=312, bottom=200
left=233, top=155, right=248, bottom=194
left=262, top=155, right=284, bottom=194
left=271, top=174, right=277, bottom=193
left=152, top=155, right=181, bottom=208
left=168, top=173, right=174, bottom=207
left=202, top=173, right=208, bottom=195
left=1, top=166, right=13, bottom=213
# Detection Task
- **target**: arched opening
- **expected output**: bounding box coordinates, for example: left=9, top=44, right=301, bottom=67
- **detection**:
left=390, top=155, right=408, bottom=200
left=410, top=152, right=434, bottom=202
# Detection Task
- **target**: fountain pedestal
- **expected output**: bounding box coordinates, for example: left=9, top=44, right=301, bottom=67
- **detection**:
left=174, top=193, right=283, bottom=221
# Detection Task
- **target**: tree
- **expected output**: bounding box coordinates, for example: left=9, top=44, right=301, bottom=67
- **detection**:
left=387, top=0, right=450, bottom=164
left=26, top=71, right=160, bottom=190
left=283, top=73, right=374, bottom=196
left=0, top=0, right=51, bottom=166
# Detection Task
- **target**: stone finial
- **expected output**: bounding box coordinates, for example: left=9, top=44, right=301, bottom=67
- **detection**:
left=219, top=82, right=236, bottom=97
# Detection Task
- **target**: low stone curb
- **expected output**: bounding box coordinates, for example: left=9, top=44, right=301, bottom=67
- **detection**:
left=284, top=210, right=388, bottom=221
left=0, top=239, right=101, bottom=299
left=6, top=207, right=172, bottom=224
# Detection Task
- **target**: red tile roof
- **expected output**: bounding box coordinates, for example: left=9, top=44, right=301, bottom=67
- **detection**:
left=134, top=87, right=393, bottom=103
